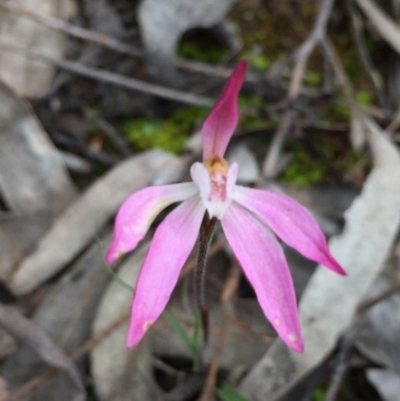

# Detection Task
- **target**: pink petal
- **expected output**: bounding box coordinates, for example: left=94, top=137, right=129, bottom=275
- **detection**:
left=106, top=183, right=197, bottom=263
left=221, top=202, right=303, bottom=352
left=234, top=186, right=346, bottom=275
left=126, top=196, right=205, bottom=347
left=226, top=162, right=239, bottom=200
left=202, top=61, right=247, bottom=160
left=190, top=162, right=211, bottom=206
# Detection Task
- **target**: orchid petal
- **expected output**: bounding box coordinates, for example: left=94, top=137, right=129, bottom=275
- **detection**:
left=202, top=61, right=247, bottom=160
left=106, top=183, right=197, bottom=263
left=226, top=162, right=239, bottom=200
left=233, top=186, right=345, bottom=275
left=126, top=196, right=205, bottom=347
left=190, top=162, right=210, bottom=208
left=221, top=202, right=303, bottom=352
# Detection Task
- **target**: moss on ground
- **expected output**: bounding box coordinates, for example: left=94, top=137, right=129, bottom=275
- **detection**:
left=121, top=106, right=209, bottom=153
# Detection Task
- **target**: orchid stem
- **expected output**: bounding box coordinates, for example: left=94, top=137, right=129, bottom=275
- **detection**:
left=195, top=215, right=217, bottom=348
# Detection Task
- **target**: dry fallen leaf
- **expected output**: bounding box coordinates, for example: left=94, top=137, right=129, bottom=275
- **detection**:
left=355, top=0, right=400, bottom=56
left=10, top=150, right=186, bottom=295
left=0, top=82, right=77, bottom=215
left=0, top=0, right=75, bottom=97
left=356, top=270, right=400, bottom=373
left=0, top=378, right=10, bottom=401
left=367, top=369, right=400, bottom=401
left=0, top=304, right=84, bottom=399
left=91, top=243, right=156, bottom=401
left=0, top=215, right=53, bottom=279
left=2, top=233, right=112, bottom=401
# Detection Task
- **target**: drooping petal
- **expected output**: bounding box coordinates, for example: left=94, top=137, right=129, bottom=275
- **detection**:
left=126, top=196, right=205, bottom=347
left=233, top=186, right=345, bottom=275
left=221, top=202, right=303, bottom=352
left=202, top=61, right=247, bottom=160
left=106, top=183, right=197, bottom=263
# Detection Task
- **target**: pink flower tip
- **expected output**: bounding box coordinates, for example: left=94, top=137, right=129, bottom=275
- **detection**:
left=322, top=246, right=346, bottom=276
left=202, top=60, right=248, bottom=160
left=292, top=339, right=304, bottom=353
left=105, top=239, right=124, bottom=264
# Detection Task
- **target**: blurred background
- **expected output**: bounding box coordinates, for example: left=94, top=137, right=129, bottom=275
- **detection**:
left=0, top=0, right=399, bottom=400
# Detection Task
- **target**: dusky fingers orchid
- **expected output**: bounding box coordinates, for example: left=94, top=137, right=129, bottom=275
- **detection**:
left=106, top=60, right=345, bottom=353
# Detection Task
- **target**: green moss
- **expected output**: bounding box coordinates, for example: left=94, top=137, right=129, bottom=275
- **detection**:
left=279, top=133, right=362, bottom=186
left=122, top=119, right=184, bottom=153
left=356, top=90, right=374, bottom=106
left=305, top=71, right=322, bottom=87
left=243, top=52, right=272, bottom=70
left=178, top=40, right=226, bottom=63
left=229, top=1, right=316, bottom=61
left=279, top=144, right=325, bottom=186
left=313, top=388, right=326, bottom=401
left=332, top=33, right=365, bottom=84
left=255, top=8, right=269, bottom=21
left=237, top=94, right=268, bottom=129
left=322, top=101, right=351, bottom=123
left=239, top=114, right=266, bottom=130
left=121, top=106, right=209, bottom=153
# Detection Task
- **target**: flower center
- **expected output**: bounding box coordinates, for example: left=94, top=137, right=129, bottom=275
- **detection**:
left=204, top=155, right=229, bottom=205
left=190, top=155, right=238, bottom=220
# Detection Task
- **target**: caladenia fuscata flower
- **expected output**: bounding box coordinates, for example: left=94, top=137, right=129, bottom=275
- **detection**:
left=106, top=61, right=346, bottom=353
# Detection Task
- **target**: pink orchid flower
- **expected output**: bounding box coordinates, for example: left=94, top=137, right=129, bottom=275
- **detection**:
left=106, top=60, right=345, bottom=353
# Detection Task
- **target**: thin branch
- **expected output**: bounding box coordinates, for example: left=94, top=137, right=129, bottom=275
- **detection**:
left=320, top=37, right=357, bottom=107
left=198, top=264, right=241, bottom=401
left=12, top=310, right=130, bottom=399
left=346, top=0, right=386, bottom=107
left=0, top=0, right=253, bottom=83
left=263, top=0, right=336, bottom=177
left=262, top=109, right=296, bottom=178
left=0, top=0, right=140, bottom=57
left=386, top=108, right=400, bottom=133
left=323, top=331, right=355, bottom=401
left=289, top=0, right=336, bottom=99
left=355, top=0, right=400, bottom=56
left=0, top=0, right=339, bottom=108
left=357, top=283, right=400, bottom=314
left=84, top=109, right=132, bottom=157
left=0, top=42, right=213, bottom=107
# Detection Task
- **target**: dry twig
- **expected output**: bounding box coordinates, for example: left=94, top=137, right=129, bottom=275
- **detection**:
left=0, top=0, right=254, bottom=83
left=357, top=283, right=400, bottom=314
left=0, top=42, right=213, bottom=107
left=289, top=0, right=336, bottom=99
left=386, top=109, right=400, bottom=133
left=320, top=38, right=357, bottom=106
left=0, top=0, right=141, bottom=56
left=84, top=109, right=132, bottom=157
left=199, top=264, right=242, bottom=401
left=263, top=0, right=336, bottom=177
left=11, top=310, right=130, bottom=400
left=324, top=331, right=356, bottom=401
left=346, top=0, right=385, bottom=107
